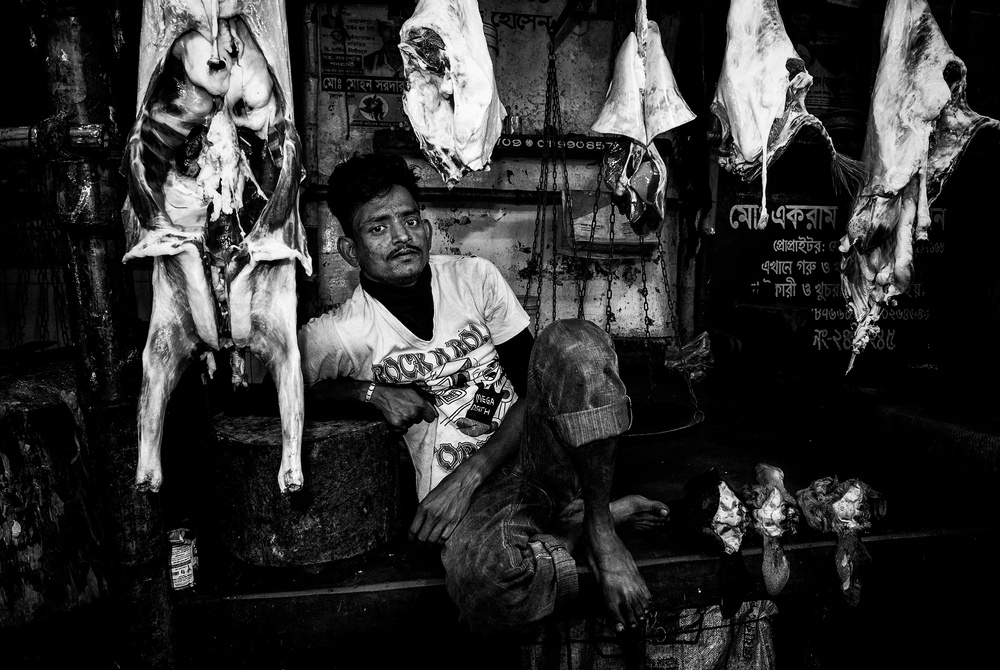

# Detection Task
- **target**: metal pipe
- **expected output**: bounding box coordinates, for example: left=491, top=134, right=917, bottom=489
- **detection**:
left=0, top=125, right=36, bottom=150
left=0, top=122, right=112, bottom=155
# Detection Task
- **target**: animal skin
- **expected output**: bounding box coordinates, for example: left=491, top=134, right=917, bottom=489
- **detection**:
left=839, top=0, right=998, bottom=367
left=398, top=0, right=506, bottom=186
left=711, top=0, right=861, bottom=229
left=121, top=0, right=312, bottom=494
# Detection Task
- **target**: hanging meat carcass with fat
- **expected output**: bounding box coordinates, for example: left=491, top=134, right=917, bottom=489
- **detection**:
left=122, top=0, right=312, bottom=493
left=591, top=0, right=696, bottom=237
left=711, top=0, right=862, bottom=229
left=839, top=0, right=998, bottom=370
left=398, top=0, right=505, bottom=186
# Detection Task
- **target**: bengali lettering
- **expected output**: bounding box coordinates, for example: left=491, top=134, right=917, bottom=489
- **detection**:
left=491, top=12, right=553, bottom=30
left=760, top=260, right=794, bottom=275
left=811, top=282, right=841, bottom=302
left=771, top=238, right=824, bottom=254
left=812, top=327, right=896, bottom=351
left=730, top=204, right=837, bottom=231
left=774, top=277, right=797, bottom=299
left=321, top=76, right=407, bottom=94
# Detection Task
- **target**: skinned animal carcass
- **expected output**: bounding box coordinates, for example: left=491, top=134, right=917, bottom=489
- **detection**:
left=591, top=0, right=695, bottom=237
left=839, top=0, right=998, bottom=369
left=122, top=0, right=312, bottom=494
left=399, top=0, right=505, bottom=186
left=711, top=0, right=862, bottom=229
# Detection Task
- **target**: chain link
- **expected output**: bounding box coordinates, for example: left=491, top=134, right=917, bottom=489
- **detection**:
left=604, top=205, right=616, bottom=334
left=654, top=229, right=676, bottom=345
left=639, top=235, right=654, bottom=396
left=655, top=226, right=700, bottom=413
left=577, top=161, right=602, bottom=320
left=526, top=36, right=574, bottom=334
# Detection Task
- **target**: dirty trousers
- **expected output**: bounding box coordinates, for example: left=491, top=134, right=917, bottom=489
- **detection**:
left=440, top=319, right=632, bottom=634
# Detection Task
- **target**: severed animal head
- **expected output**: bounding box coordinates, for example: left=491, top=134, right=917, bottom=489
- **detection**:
left=795, top=475, right=886, bottom=536
left=399, top=0, right=506, bottom=187
left=121, top=0, right=311, bottom=279
left=591, top=2, right=695, bottom=238
left=839, top=0, right=998, bottom=365
left=674, top=468, right=749, bottom=555
left=743, top=463, right=801, bottom=596
left=711, top=0, right=862, bottom=229
left=796, top=475, right=886, bottom=605
left=743, top=463, right=799, bottom=539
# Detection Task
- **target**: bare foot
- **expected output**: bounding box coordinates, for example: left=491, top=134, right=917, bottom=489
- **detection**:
left=586, top=527, right=651, bottom=633
left=557, top=495, right=669, bottom=531
left=610, top=494, right=670, bottom=531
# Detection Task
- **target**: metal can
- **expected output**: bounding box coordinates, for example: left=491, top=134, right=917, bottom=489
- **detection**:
left=168, top=528, right=198, bottom=590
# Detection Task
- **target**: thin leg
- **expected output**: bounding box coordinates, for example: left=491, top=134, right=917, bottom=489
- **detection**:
left=136, top=256, right=201, bottom=492
left=570, top=435, right=651, bottom=633
left=239, top=261, right=304, bottom=493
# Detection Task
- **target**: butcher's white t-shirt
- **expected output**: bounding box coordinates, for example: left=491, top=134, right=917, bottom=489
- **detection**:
left=298, top=255, right=530, bottom=500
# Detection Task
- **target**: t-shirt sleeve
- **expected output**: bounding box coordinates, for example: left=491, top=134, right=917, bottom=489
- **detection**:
left=297, top=312, right=360, bottom=387
left=476, top=257, right=530, bottom=345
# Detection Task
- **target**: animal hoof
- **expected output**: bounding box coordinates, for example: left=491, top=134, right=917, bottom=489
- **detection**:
left=134, top=478, right=161, bottom=493
left=280, top=469, right=304, bottom=494
left=135, top=468, right=162, bottom=493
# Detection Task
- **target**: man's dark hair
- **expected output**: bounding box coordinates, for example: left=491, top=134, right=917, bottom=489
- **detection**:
left=326, top=154, right=421, bottom=240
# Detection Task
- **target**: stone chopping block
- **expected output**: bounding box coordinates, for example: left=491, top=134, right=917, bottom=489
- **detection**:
left=214, top=415, right=402, bottom=567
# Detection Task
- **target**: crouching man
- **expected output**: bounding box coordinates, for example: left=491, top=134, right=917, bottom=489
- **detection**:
left=298, top=154, right=668, bottom=634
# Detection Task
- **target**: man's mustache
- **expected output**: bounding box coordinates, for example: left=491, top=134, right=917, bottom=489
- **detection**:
left=387, top=245, right=423, bottom=260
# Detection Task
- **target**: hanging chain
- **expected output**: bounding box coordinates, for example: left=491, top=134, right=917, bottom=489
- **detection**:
left=525, top=37, right=561, bottom=335
left=639, top=235, right=655, bottom=397
left=577, top=161, right=602, bottom=320
left=640, top=238, right=653, bottom=340
left=550, top=158, right=559, bottom=326
left=654, top=230, right=677, bottom=345
left=549, top=35, right=570, bottom=328
left=656, top=227, right=700, bottom=414
left=604, top=205, right=616, bottom=334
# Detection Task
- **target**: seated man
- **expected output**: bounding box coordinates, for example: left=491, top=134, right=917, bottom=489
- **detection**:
left=298, top=154, right=668, bottom=634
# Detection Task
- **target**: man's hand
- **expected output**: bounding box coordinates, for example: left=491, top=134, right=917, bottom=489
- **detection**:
left=408, top=465, right=481, bottom=544
left=369, top=384, right=437, bottom=433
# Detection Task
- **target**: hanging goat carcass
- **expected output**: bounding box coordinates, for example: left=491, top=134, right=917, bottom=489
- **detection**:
left=122, top=0, right=311, bottom=493
left=839, top=0, right=998, bottom=370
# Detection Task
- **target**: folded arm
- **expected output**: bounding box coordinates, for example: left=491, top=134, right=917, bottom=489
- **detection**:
left=409, top=327, right=535, bottom=544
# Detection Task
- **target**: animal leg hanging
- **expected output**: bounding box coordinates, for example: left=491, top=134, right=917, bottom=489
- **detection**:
left=123, top=0, right=312, bottom=494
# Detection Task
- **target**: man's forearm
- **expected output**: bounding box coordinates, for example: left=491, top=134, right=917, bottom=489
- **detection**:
left=305, top=377, right=372, bottom=406
left=458, top=398, right=525, bottom=485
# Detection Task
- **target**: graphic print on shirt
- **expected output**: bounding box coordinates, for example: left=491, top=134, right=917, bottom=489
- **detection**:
left=369, top=321, right=518, bottom=473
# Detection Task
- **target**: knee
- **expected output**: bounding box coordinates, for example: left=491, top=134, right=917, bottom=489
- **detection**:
left=535, top=318, right=603, bottom=350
